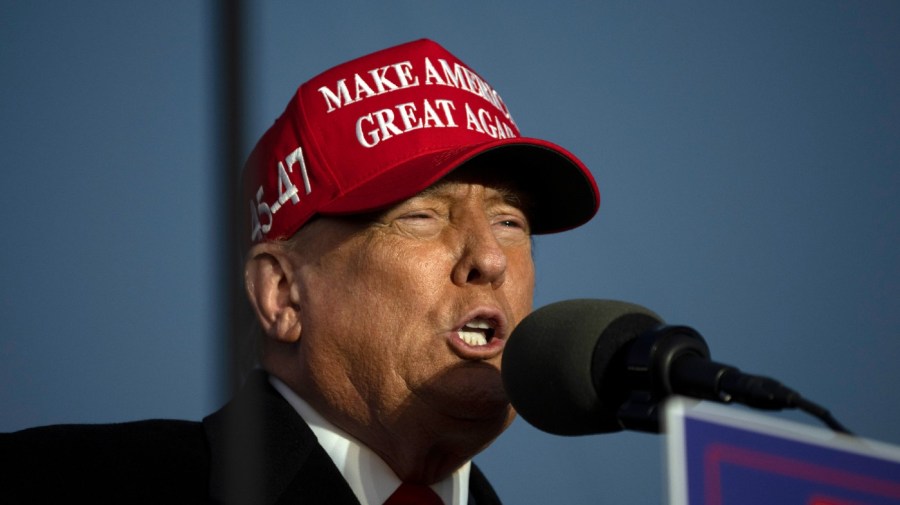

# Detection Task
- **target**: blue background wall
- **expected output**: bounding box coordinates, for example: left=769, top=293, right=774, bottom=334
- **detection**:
left=2, top=2, right=898, bottom=503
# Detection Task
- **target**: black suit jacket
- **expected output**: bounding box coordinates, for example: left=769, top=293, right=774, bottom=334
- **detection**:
left=1, top=371, right=502, bottom=505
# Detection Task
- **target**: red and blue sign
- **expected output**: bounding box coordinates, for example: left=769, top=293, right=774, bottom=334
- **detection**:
left=666, top=398, right=900, bottom=505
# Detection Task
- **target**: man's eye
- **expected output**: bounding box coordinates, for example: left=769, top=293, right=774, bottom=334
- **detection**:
left=494, top=216, right=529, bottom=234
left=400, top=211, right=435, bottom=220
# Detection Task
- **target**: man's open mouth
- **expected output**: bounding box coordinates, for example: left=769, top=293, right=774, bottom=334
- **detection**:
left=458, top=318, right=496, bottom=346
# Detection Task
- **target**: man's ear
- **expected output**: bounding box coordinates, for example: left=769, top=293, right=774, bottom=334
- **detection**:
left=244, top=243, right=303, bottom=344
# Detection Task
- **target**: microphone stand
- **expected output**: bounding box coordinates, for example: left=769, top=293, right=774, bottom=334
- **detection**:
left=612, top=325, right=852, bottom=435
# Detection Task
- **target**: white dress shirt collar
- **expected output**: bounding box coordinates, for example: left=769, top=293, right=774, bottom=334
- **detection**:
left=269, top=375, right=470, bottom=505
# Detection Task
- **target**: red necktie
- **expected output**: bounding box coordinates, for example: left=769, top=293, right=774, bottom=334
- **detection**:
left=383, top=482, right=445, bottom=505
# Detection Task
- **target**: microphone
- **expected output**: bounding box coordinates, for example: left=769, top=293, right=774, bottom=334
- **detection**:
left=501, top=299, right=850, bottom=436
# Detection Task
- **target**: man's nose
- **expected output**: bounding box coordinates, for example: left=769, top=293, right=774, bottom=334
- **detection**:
left=451, top=217, right=508, bottom=289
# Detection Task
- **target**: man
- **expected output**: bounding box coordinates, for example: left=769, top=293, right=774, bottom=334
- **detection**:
left=1, top=39, right=599, bottom=504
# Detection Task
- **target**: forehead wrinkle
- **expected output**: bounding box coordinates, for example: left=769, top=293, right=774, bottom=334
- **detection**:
left=415, top=176, right=529, bottom=211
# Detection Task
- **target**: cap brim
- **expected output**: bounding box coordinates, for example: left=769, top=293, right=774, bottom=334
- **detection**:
left=319, top=137, right=599, bottom=234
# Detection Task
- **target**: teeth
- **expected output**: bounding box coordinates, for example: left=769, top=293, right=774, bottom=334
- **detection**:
left=459, top=330, right=488, bottom=346
left=464, top=319, right=492, bottom=330
left=458, top=318, right=494, bottom=346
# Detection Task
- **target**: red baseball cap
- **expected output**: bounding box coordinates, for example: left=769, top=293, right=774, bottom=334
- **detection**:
left=243, top=39, right=599, bottom=245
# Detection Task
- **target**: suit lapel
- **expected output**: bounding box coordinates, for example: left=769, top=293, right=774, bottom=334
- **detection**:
left=204, top=370, right=359, bottom=505
left=468, top=464, right=503, bottom=505
left=204, top=370, right=503, bottom=505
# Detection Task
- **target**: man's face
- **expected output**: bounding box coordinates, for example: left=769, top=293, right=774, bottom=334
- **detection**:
left=285, top=171, right=535, bottom=443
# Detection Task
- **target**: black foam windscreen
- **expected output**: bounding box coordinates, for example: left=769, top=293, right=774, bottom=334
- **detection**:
left=502, top=299, right=663, bottom=435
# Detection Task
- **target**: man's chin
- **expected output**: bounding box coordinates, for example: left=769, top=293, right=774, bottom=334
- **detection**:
left=417, top=365, right=514, bottom=425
